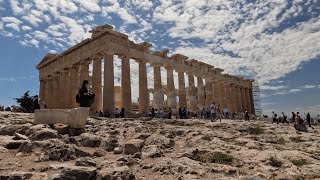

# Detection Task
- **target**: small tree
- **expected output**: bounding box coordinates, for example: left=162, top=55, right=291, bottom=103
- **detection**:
left=14, top=91, right=35, bottom=113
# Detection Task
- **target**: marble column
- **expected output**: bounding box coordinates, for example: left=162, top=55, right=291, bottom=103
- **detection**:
left=205, top=78, right=212, bottom=108
left=153, top=64, right=164, bottom=111
left=236, top=85, right=243, bottom=113
left=80, top=61, right=90, bottom=84
left=249, top=88, right=255, bottom=115
left=241, top=86, right=247, bottom=112
left=138, top=60, right=149, bottom=116
left=232, top=84, right=239, bottom=113
left=39, top=80, right=45, bottom=101
left=245, top=87, right=251, bottom=114
left=69, top=65, right=79, bottom=108
left=212, top=80, right=220, bottom=105
left=104, top=54, right=115, bottom=117
left=60, top=70, right=70, bottom=109
left=92, top=58, right=102, bottom=112
left=120, top=56, right=132, bottom=116
left=52, top=74, right=60, bottom=109
left=188, top=74, right=197, bottom=112
left=178, top=71, right=187, bottom=109
left=166, top=67, right=176, bottom=113
left=197, top=76, right=205, bottom=109
left=44, top=78, right=53, bottom=108
left=219, top=82, right=226, bottom=108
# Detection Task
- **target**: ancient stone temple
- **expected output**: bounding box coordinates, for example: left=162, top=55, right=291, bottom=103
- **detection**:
left=36, top=25, right=255, bottom=117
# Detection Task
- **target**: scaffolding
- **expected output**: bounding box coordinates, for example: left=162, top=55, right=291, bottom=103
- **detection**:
left=252, top=81, right=262, bottom=116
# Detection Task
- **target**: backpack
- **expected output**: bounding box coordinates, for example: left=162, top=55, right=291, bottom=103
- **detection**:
left=76, top=93, right=80, bottom=103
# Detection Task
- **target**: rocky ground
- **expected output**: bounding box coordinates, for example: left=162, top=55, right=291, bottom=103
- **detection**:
left=1, top=112, right=320, bottom=180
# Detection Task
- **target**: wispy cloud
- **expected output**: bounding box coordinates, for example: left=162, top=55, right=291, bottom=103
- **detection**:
left=0, top=75, right=37, bottom=82
left=302, top=84, right=317, bottom=89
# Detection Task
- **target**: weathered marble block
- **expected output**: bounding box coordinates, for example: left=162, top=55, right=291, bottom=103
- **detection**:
left=34, top=108, right=89, bottom=128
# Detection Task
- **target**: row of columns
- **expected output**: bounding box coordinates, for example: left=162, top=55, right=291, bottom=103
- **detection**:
left=39, top=54, right=255, bottom=116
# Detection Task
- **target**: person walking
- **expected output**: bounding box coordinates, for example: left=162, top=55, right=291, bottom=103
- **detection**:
left=245, top=110, right=250, bottom=121
left=78, top=80, right=91, bottom=107
left=282, top=112, right=289, bottom=124
left=291, top=112, right=296, bottom=123
left=168, top=107, right=172, bottom=119
left=216, top=105, right=222, bottom=122
left=224, top=106, right=229, bottom=119
left=210, top=102, right=216, bottom=120
left=305, top=112, right=312, bottom=128
left=120, top=107, right=125, bottom=118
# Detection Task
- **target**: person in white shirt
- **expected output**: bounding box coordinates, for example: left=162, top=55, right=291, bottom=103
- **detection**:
left=223, top=107, right=229, bottom=118
left=210, top=102, right=216, bottom=120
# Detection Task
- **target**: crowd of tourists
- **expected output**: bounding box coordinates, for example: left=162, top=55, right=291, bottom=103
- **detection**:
left=271, top=111, right=320, bottom=132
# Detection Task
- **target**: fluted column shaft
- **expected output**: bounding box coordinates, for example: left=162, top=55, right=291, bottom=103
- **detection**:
left=92, top=58, right=102, bottom=112
left=236, top=86, right=243, bottom=113
left=241, top=87, right=247, bottom=112
left=212, top=81, right=220, bottom=105
left=121, top=56, right=132, bottom=116
left=178, top=71, right=187, bottom=109
left=44, top=78, right=53, bottom=108
left=232, top=85, right=239, bottom=113
left=249, top=88, right=255, bottom=115
left=188, top=74, right=197, bottom=112
left=60, top=70, right=70, bottom=109
left=69, top=66, right=79, bottom=108
left=138, top=60, right=149, bottom=116
left=153, top=64, right=164, bottom=110
left=245, top=87, right=251, bottom=114
left=52, top=74, right=60, bottom=109
left=39, top=80, right=45, bottom=100
left=166, top=67, right=176, bottom=112
left=197, top=76, right=205, bottom=109
left=104, top=54, right=115, bottom=116
left=80, top=61, right=90, bottom=84
left=205, top=79, right=212, bottom=108
left=219, top=83, right=226, bottom=108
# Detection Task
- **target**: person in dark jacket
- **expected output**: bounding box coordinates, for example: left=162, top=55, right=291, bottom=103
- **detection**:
left=79, top=80, right=90, bottom=107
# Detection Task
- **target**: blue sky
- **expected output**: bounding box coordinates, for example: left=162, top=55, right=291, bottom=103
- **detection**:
left=0, top=0, right=319, bottom=116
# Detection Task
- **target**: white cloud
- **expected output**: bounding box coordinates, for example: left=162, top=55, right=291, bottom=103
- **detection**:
left=260, top=85, right=287, bottom=90
left=302, top=85, right=316, bottom=89
left=33, top=30, right=49, bottom=40
left=288, top=89, right=302, bottom=93
left=22, top=25, right=32, bottom=31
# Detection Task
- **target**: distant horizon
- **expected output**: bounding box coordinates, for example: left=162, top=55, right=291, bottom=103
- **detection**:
left=0, top=1, right=319, bottom=116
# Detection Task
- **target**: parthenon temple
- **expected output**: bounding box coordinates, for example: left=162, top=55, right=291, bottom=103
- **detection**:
left=36, top=25, right=255, bottom=117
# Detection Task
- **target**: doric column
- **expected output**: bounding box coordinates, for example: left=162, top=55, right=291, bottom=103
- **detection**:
left=60, top=70, right=70, bottom=109
left=212, top=80, right=220, bottom=105
left=219, top=82, right=226, bottom=108
left=245, top=87, right=251, bottom=114
left=92, top=58, right=102, bottom=112
left=166, top=67, right=176, bottom=113
left=104, top=54, right=115, bottom=116
left=52, top=73, right=60, bottom=109
left=232, top=84, right=239, bottom=113
left=39, top=79, right=45, bottom=100
left=241, top=86, right=247, bottom=112
left=44, top=78, right=53, bottom=108
left=80, top=61, right=90, bottom=85
left=197, top=76, right=205, bottom=109
left=120, top=56, right=132, bottom=116
left=178, top=71, right=187, bottom=109
left=153, top=64, right=164, bottom=111
left=249, top=88, right=255, bottom=115
left=205, top=78, right=212, bottom=108
left=138, top=59, right=149, bottom=116
left=69, top=65, right=79, bottom=109
left=236, top=85, right=243, bottom=113
left=188, top=74, right=197, bottom=112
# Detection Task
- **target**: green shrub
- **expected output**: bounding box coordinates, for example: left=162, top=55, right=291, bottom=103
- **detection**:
left=192, top=150, right=234, bottom=165
left=269, top=156, right=283, bottom=167
left=290, top=158, right=308, bottom=167
left=249, top=126, right=265, bottom=135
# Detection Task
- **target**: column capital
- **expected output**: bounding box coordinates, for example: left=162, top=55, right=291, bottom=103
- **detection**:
left=104, top=50, right=114, bottom=56
left=150, top=62, right=162, bottom=67
left=80, top=59, right=91, bottom=66
left=118, top=55, right=131, bottom=60
left=135, top=58, right=148, bottom=64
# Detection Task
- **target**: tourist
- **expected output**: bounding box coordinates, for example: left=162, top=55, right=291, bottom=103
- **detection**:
left=168, top=107, right=172, bottom=119
left=201, top=108, right=205, bottom=119
left=210, top=102, right=216, bottom=120
left=32, top=95, right=40, bottom=112
left=294, top=115, right=307, bottom=132
left=178, top=108, right=182, bottom=119
left=78, top=80, right=91, bottom=107
left=317, top=115, right=320, bottom=124
left=206, top=108, right=210, bottom=119
left=305, top=112, right=312, bottom=128
left=115, top=108, right=120, bottom=118
left=38, top=98, right=46, bottom=109
left=151, top=108, right=155, bottom=118
left=99, top=110, right=103, bottom=117
left=245, top=110, right=250, bottom=121
left=196, top=108, right=201, bottom=119
left=186, top=108, right=190, bottom=119
left=159, top=108, right=163, bottom=119
left=224, top=106, right=229, bottom=118
left=272, top=113, right=278, bottom=124
left=148, top=108, right=152, bottom=117
left=291, top=112, right=296, bottom=123
left=155, top=109, right=158, bottom=117
left=216, top=105, right=222, bottom=122
left=182, top=108, right=187, bottom=119
left=282, top=112, right=289, bottom=124
left=120, top=107, right=125, bottom=118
